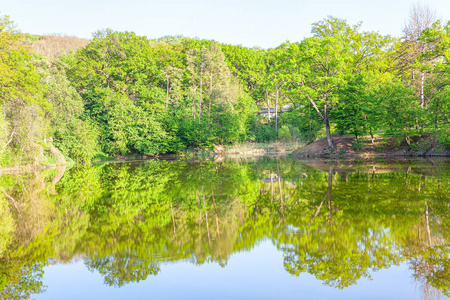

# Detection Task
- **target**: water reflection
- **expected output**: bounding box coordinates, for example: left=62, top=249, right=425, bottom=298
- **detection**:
left=0, top=158, right=450, bottom=299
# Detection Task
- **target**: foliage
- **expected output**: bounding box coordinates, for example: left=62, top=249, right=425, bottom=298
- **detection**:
left=277, top=125, right=292, bottom=142
left=2, top=13, right=450, bottom=166
left=333, top=76, right=370, bottom=139
left=0, top=194, right=14, bottom=255
left=0, top=111, right=9, bottom=162
left=280, top=108, right=323, bottom=143
left=0, top=13, right=49, bottom=166
left=247, top=116, right=277, bottom=142
left=34, top=58, right=99, bottom=162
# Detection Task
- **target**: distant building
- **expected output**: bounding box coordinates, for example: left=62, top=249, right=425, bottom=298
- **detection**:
left=257, top=103, right=294, bottom=118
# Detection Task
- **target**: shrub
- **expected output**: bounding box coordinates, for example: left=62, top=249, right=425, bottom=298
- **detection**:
left=278, top=125, right=292, bottom=142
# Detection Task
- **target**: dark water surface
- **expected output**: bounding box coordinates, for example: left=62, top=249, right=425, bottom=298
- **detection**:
left=1, top=158, right=450, bottom=299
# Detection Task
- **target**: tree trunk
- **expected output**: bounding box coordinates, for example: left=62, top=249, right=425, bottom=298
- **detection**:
left=370, top=127, right=374, bottom=144
left=202, top=186, right=210, bottom=242
left=277, top=160, right=285, bottom=219
left=420, top=71, right=425, bottom=109
left=166, top=78, right=170, bottom=110
left=309, top=102, right=311, bottom=132
left=270, top=170, right=273, bottom=211
left=405, top=136, right=411, bottom=147
left=208, top=73, right=212, bottom=121
left=327, top=165, right=333, bottom=222
left=275, top=86, right=279, bottom=133
left=197, top=189, right=202, bottom=221
left=211, top=188, right=219, bottom=232
left=436, top=104, right=439, bottom=129
left=324, top=102, right=333, bottom=151
left=1, top=129, right=15, bottom=151
left=277, top=160, right=283, bottom=206
left=193, top=88, right=196, bottom=121
left=425, top=200, right=432, bottom=247
left=266, top=87, right=271, bottom=125
left=199, top=65, right=203, bottom=123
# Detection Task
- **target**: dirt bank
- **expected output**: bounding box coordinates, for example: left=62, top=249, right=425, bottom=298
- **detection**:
left=293, top=135, right=450, bottom=159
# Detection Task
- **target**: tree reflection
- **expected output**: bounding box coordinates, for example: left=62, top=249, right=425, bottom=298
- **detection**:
left=86, top=254, right=161, bottom=287
left=0, top=158, right=450, bottom=299
left=280, top=164, right=402, bottom=288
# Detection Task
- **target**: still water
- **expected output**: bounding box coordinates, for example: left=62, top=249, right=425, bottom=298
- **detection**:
left=1, top=157, right=449, bottom=299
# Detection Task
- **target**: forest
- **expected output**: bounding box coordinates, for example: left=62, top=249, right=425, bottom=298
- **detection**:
left=0, top=5, right=449, bottom=166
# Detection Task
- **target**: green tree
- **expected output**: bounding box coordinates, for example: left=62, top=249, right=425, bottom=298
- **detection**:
left=282, top=17, right=391, bottom=149
left=204, top=41, right=232, bottom=121
left=0, top=13, right=47, bottom=166
left=420, top=20, right=450, bottom=145
left=35, top=58, right=99, bottom=162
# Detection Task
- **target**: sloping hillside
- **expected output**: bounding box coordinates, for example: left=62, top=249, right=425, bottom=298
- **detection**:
left=27, top=34, right=89, bottom=58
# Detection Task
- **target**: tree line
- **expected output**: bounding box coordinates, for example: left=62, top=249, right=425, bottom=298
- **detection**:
left=0, top=5, right=449, bottom=165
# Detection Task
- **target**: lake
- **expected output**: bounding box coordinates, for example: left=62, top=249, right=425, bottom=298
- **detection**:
left=1, top=157, right=449, bottom=299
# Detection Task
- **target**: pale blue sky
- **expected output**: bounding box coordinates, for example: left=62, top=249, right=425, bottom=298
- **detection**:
left=1, top=0, right=449, bottom=48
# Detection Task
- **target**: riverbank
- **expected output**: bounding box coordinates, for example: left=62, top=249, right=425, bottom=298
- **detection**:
left=3, top=142, right=296, bottom=173
left=90, top=142, right=300, bottom=164
left=0, top=145, right=71, bottom=175
left=292, top=135, right=450, bottom=159
left=203, top=141, right=299, bottom=158
left=4, top=135, right=449, bottom=175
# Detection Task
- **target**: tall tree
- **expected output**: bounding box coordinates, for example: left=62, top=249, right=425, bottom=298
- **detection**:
left=161, top=65, right=183, bottom=110
left=186, top=47, right=206, bottom=123
left=282, top=18, right=359, bottom=150
left=282, top=17, right=390, bottom=150
left=204, top=41, right=230, bottom=121
left=221, top=44, right=266, bottom=102
left=420, top=20, right=450, bottom=133
left=262, top=48, right=286, bottom=132
left=0, top=14, right=47, bottom=164
left=401, top=3, right=436, bottom=108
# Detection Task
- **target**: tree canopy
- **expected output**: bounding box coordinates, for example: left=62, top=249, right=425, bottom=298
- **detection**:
left=0, top=11, right=450, bottom=165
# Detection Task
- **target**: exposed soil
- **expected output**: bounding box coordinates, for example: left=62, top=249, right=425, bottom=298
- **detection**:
left=293, top=135, right=450, bottom=159
left=296, top=157, right=450, bottom=176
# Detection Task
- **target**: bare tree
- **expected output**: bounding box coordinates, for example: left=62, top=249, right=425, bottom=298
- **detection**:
left=403, top=3, right=436, bottom=109
left=404, top=3, right=436, bottom=41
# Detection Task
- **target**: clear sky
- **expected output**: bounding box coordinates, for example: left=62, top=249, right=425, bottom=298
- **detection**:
left=1, top=0, right=449, bottom=48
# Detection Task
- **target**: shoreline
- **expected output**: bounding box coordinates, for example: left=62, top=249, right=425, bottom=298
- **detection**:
left=2, top=152, right=448, bottom=175
left=292, top=135, right=450, bottom=160
left=2, top=138, right=449, bottom=175
left=0, top=162, right=73, bottom=176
